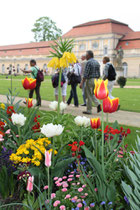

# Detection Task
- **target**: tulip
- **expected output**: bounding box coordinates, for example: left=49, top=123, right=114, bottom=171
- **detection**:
left=90, top=118, right=101, bottom=129
left=94, top=79, right=108, bottom=100
left=0, top=134, right=4, bottom=142
left=22, top=77, right=36, bottom=90
left=26, top=98, right=33, bottom=108
left=103, top=97, right=112, bottom=113
left=109, top=98, right=119, bottom=113
left=45, top=150, right=52, bottom=167
left=26, top=176, right=34, bottom=192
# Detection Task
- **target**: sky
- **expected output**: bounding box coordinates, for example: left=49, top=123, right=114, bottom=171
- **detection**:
left=0, top=0, right=140, bottom=46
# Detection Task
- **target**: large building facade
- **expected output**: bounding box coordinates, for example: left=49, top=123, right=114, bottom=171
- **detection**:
left=0, top=19, right=140, bottom=77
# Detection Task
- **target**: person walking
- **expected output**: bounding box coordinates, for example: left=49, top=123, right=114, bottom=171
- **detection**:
left=80, top=50, right=101, bottom=114
left=55, top=68, right=68, bottom=103
left=22, top=59, right=41, bottom=106
left=103, top=56, right=116, bottom=99
left=67, top=61, right=81, bottom=107
left=80, top=55, right=87, bottom=106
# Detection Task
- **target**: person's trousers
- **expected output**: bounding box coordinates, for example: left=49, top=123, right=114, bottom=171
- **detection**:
left=29, top=82, right=41, bottom=105
left=108, top=80, right=115, bottom=99
left=82, top=81, right=86, bottom=104
left=85, top=78, right=100, bottom=113
left=67, top=84, right=78, bottom=106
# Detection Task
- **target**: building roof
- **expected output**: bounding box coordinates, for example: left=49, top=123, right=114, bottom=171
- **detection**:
left=117, top=31, right=140, bottom=49
left=63, top=19, right=133, bottom=38
left=0, top=41, right=54, bottom=57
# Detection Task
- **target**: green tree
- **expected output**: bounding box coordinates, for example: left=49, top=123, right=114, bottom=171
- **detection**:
left=32, top=16, right=62, bottom=42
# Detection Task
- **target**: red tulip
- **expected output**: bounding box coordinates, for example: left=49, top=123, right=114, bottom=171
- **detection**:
left=22, top=77, right=36, bottom=90
left=90, top=118, right=101, bottom=129
left=103, top=97, right=119, bottom=113
left=25, top=98, right=33, bottom=108
left=109, top=98, right=119, bottom=113
left=94, top=79, right=108, bottom=100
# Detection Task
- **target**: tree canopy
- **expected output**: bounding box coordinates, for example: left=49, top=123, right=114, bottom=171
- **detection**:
left=32, top=16, right=62, bottom=42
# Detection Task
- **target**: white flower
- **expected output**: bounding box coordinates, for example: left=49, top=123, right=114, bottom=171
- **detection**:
left=41, top=123, right=64, bottom=138
left=49, top=101, right=67, bottom=112
left=60, top=102, right=67, bottom=111
left=11, top=113, right=26, bottom=127
left=49, top=101, right=58, bottom=111
left=74, top=116, right=90, bottom=128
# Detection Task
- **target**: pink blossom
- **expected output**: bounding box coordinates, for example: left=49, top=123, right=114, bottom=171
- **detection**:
left=5, top=129, right=11, bottom=134
left=77, top=203, right=83, bottom=208
left=51, top=193, right=56, bottom=199
left=67, top=178, right=72, bottom=182
left=84, top=207, right=90, bottom=210
left=94, top=188, right=98, bottom=192
left=119, top=151, right=124, bottom=155
left=58, top=178, right=62, bottom=182
left=63, top=183, right=68, bottom=188
left=45, top=150, right=52, bottom=167
left=72, top=183, right=76, bottom=186
left=62, top=188, right=67, bottom=192
left=26, top=176, right=34, bottom=192
left=81, top=196, right=86, bottom=199
left=43, top=185, right=48, bottom=190
left=71, top=171, right=75, bottom=174
left=45, top=199, right=50, bottom=204
left=76, top=175, right=80, bottom=178
left=77, top=182, right=80, bottom=185
left=63, top=176, right=67, bottom=179
left=74, top=196, right=78, bottom=200
left=16, top=135, right=19, bottom=137
left=85, top=193, right=88, bottom=196
left=0, top=134, right=4, bottom=142
left=57, top=183, right=62, bottom=187
left=117, top=155, right=123, bottom=158
left=82, top=185, right=86, bottom=188
left=77, top=199, right=81, bottom=202
left=55, top=181, right=60, bottom=185
left=60, top=205, right=66, bottom=210
left=53, top=200, right=60, bottom=207
left=54, top=177, right=58, bottom=181
left=69, top=175, right=74, bottom=178
left=65, top=194, right=71, bottom=199
left=78, top=188, right=83, bottom=192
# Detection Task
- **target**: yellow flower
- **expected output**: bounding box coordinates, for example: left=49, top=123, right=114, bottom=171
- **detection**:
left=48, top=57, right=60, bottom=69
left=0, top=103, right=5, bottom=109
left=70, top=52, right=77, bottom=63
left=60, top=57, right=68, bottom=68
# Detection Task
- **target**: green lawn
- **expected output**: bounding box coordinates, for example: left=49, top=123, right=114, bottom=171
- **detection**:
left=0, top=75, right=140, bottom=112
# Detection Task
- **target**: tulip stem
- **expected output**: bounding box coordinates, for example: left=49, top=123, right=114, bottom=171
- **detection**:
left=48, top=167, right=50, bottom=200
left=101, top=101, right=105, bottom=175
left=57, top=68, right=62, bottom=117
left=106, top=113, right=109, bottom=125
left=95, top=129, right=98, bottom=160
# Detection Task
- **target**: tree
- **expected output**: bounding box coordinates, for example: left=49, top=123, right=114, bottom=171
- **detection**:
left=32, top=17, right=62, bottom=42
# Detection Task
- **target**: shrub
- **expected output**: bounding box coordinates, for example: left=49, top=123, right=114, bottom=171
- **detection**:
left=117, top=76, right=127, bottom=88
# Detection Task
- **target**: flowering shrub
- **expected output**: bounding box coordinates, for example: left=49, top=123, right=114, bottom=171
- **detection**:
left=10, top=138, right=57, bottom=166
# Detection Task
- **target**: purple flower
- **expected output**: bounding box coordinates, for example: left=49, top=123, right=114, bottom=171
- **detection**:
left=108, top=202, right=113, bottom=205
left=124, top=196, right=129, bottom=204
left=101, top=201, right=106, bottom=205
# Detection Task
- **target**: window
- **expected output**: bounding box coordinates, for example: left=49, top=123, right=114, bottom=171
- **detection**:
left=25, top=64, right=28, bottom=70
left=92, top=42, right=98, bottom=49
left=17, top=64, right=20, bottom=73
left=104, top=47, right=108, bottom=55
left=79, top=44, right=85, bottom=51
left=2, top=64, right=5, bottom=74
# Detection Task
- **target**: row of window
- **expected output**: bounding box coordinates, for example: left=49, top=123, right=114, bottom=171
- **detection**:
left=1, top=64, right=48, bottom=73
left=79, top=43, right=108, bottom=55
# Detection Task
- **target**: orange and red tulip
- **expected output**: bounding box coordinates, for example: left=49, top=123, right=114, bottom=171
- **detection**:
left=25, top=98, right=33, bottom=108
left=90, top=118, right=101, bottom=129
left=109, top=98, right=119, bottom=113
left=94, top=79, right=108, bottom=100
left=103, top=97, right=119, bottom=113
left=22, top=77, right=36, bottom=90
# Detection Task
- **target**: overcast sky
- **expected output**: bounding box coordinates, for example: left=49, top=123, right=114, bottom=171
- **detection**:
left=0, top=0, right=140, bottom=46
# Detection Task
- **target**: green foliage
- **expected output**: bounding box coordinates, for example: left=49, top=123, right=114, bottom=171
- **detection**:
left=122, top=135, right=140, bottom=210
left=117, top=76, right=127, bottom=88
left=32, top=16, right=62, bottom=42
left=0, top=166, right=16, bottom=199
left=49, top=38, right=75, bottom=58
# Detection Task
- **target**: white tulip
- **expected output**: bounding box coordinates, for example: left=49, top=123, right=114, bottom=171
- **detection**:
left=49, top=101, right=58, bottom=111
left=41, top=123, right=64, bottom=138
left=74, top=116, right=90, bottom=127
left=11, top=113, right=26, bottom=127
left=60, top=102, right=67, bottom=111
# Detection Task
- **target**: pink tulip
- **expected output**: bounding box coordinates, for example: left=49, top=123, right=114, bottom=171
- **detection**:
left=45, top=150, right=52, bottom=167
left=63, top=176, right=67, bottom=179
left=62, top=188, right=67, bottom=192
left=60, top=205, right=66, bottom=210
left=68, top=175, right=74, bottom=178
left=77, top=203, right=83, bottom=208
left=63, top=183, right=68, bottom=188
left=67, top=178, right=72, bottom=182
left=0, top=134, right=4, bottom=142
left=65, top=194, right=71, bottom=199
left=76, top=175, right=80, bottom=178
left=44, top=185, right=48, bottom=190
left=5, top=129, right=11, bottom=134
left=78, top=188, right=83, bottom=192
left=54, top=177, right=58, bottom=181
left=27, top=176, right=34, bottom=192
left=53, top=200, right=60, bottom=207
